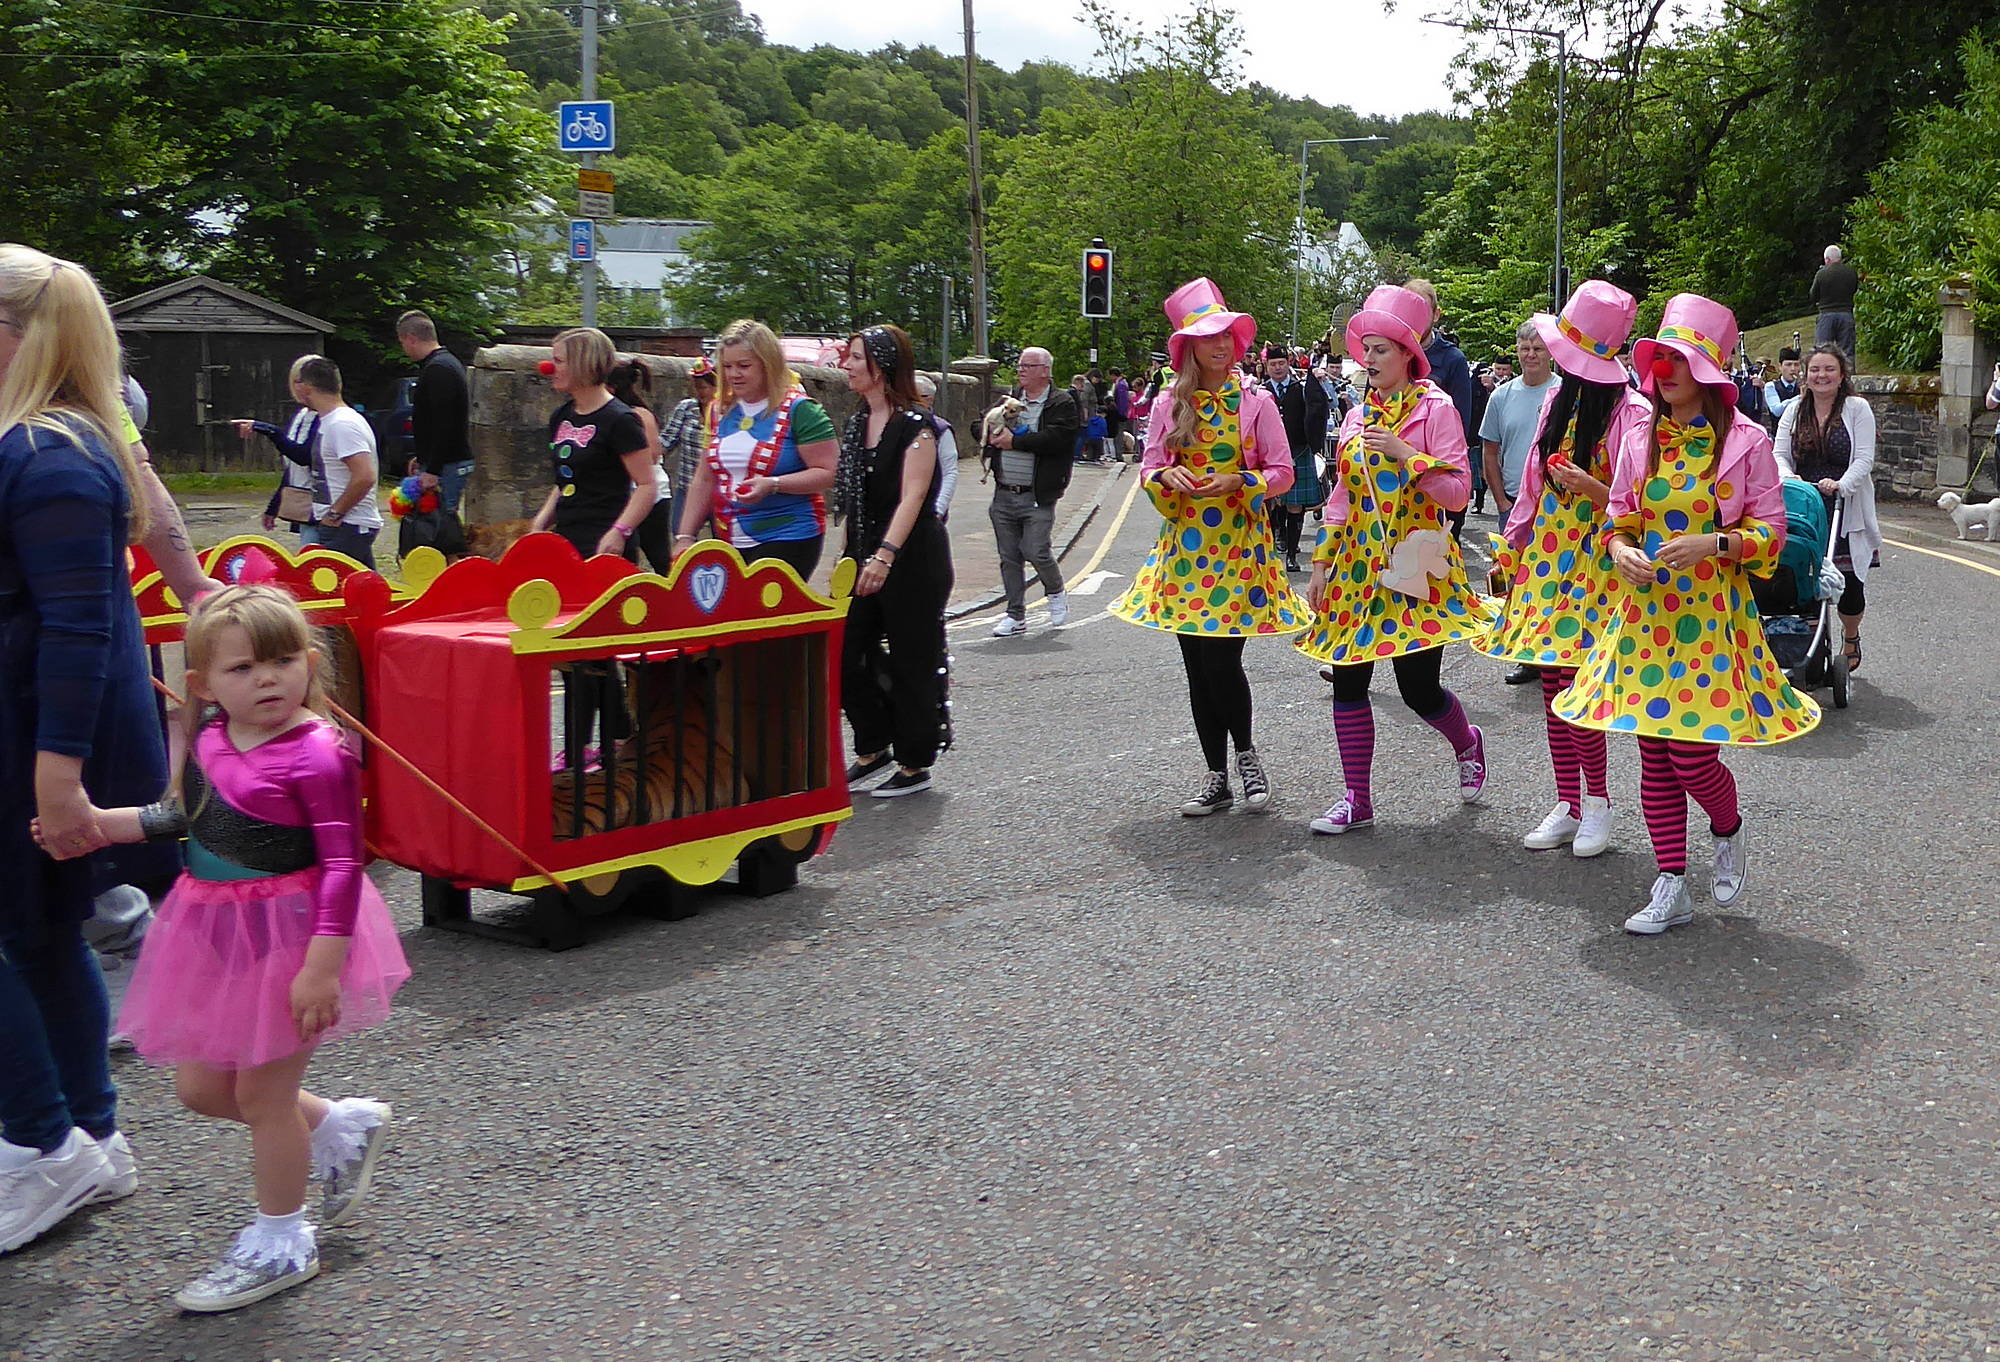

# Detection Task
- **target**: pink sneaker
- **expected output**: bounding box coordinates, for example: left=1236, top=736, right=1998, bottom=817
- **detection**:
left=1309, top=791, right=1373, bottom=835
left=550, top=745, right=604, bottom=774
left=1457, top=727, right=1487, bottom=803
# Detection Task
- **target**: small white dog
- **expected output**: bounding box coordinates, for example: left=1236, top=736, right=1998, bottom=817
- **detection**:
left=980, top=395, right=1026, bottom=450
left=1937, top=489, right=2000, bottom=540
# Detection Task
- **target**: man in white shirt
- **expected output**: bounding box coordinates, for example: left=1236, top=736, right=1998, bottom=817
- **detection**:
left=295, top=354, right=384, bottom=567
left=1478, top=321, right=1559, bottom=684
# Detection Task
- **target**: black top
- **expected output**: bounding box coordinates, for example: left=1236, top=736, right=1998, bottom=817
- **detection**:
left=548, top=397, right=649, bottom=552
left=1791, top=402, right=1853, bottom=485
left=1809, top=262, right=1859, bottom=313
left=1263, top=372, right=1331, bottom=459
left=842, top=408, right=941, bottom=560
left=412, top=348, right=472, bottom=474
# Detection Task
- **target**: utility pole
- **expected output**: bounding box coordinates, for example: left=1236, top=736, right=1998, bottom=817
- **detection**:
left=580, top=0, right=599, bottom=328
left=941, top=276, right=953, bottom=377
left=961, top=0, right=988, bottom=357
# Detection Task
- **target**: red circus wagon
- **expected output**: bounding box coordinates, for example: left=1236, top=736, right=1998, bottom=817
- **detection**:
left=133, top=535, right=855, bottom=950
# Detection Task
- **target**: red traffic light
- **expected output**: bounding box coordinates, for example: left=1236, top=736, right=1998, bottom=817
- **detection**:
left=1086, top=253, right=1108, bottom=271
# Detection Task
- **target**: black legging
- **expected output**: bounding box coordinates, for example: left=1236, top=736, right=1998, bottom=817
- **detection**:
left=1178, top=634, right=1253, bottom=771
left=746, top=535, right=822, bottom=578
left=1838, top=568, right=1865, bottom=617
left=1325, top=646, right=1447, bottom=714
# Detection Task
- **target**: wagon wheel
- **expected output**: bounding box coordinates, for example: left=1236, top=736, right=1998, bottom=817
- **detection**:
left=734, top=824, right=825, bottom=898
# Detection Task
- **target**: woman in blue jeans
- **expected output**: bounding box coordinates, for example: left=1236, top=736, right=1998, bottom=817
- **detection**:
left=0, top=244, right=166, bottom=1252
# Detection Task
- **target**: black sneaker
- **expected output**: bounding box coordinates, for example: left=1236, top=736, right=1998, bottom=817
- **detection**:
left=845, top=753, right=893, bottom=790
left=1180, top=771, right=1232, bottom=817
left=871, top=769, right=933, bottom=798
left=1235, top=749, right=1271, bottom=812
left=1503, top=663, right=1541, bottom=686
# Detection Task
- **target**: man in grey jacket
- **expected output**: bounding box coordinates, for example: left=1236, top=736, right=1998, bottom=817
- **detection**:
left=984, top=347, right=1078, bottom=636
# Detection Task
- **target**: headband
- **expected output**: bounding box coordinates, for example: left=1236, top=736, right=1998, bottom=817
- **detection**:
left=860, top=325, right=900, bottom=378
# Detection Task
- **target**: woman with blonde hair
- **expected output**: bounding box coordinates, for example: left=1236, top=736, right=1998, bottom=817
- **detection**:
left=675, top=319, right=839, bottom=576
left=0, top=243, right=168, bottom=1251
left=530, top=326, right=656, bottom=561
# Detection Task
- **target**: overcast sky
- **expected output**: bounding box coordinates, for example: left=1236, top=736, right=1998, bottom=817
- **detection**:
left=741, top=1, right=1470, bottom=120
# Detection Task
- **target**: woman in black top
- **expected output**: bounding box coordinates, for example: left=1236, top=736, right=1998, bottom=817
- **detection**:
left=530, top=327, right=650, bottom=762
left=530, top=327, right=654, bottom=560
left=836, top=325, right=953, bottom=798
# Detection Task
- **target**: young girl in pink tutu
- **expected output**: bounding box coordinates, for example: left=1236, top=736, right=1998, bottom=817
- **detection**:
left=44, top=584, right=409, bottom=1311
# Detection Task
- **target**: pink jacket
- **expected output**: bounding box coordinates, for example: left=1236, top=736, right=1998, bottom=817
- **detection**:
left=1142, top=383, right=1296, bottom=501
left=1602, top=406, right=1787, bottom=572
left=1324, top=381, right=1469, bottom=527
left=1500, top=386, right=1653, bottom=551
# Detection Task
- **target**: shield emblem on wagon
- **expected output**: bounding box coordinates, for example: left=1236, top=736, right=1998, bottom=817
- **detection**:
left=690, top=563, right=727, bottom=614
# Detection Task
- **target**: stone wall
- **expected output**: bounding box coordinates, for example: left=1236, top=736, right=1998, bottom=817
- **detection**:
left=462, top=346, right=988, bottom=528
left=1853, top=375, right=1942, bottom=500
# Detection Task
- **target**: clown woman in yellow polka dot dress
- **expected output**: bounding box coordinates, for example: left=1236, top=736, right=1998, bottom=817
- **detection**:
left=1553, top=293, right=1820, bottom=937
left=1112, top=278, right=1311, bottom=817
left=1293, top=284, right=1497, bottom=837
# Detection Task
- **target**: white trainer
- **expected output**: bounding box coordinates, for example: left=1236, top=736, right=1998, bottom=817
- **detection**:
left=1711, top=826, right=1748, bottom=906
left=0, top=1128, right=111, bottom=1254
left=990, top=614, right=1027, bottom=638
left=1047, top=592, right=1070, bottom=627
left=1625, top=873, right=1694, bottom=935
left=1572, top=795, right=1613, bottom=858
left=90, top=1132, right=138, bottom=1204
left=1522, top=802, right=1579, bottom=850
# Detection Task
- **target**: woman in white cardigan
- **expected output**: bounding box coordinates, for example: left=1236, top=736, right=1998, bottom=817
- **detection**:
left=1773, top=343, right=1883, bottom=673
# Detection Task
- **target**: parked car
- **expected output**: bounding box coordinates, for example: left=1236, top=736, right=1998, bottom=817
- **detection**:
left=369, top=377, right=416, bottom=467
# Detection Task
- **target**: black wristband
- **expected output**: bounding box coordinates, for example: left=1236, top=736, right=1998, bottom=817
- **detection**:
left=138, top=801, right=187, bottom=841
left=878, top=540, right=900, bottom=556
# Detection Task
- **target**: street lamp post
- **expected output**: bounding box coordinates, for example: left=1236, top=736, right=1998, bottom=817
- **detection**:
left=1291, top=135, right=1388, bottom=350
left=1427, top=18, right=1569, bottom=310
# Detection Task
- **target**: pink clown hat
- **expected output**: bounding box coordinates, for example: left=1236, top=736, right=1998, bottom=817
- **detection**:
left=1343, top=285, right=1432, bottom=381
left=1532, top=280, right=1636, bottom=386
left=1164, top=278, right=1258, bottom=372
left=1632, top=292, right=1739, bottom=403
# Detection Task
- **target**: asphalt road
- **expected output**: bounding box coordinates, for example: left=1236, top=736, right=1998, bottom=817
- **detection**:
left=6, top=492, right=1999, bottom=1362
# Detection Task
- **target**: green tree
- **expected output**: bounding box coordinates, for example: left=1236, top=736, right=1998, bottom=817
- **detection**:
left=811, top=66, right=954, bottom=148
left=1848, top=35, right=2000, bottom=370
left=990, top=1, right=1297, bottom=367
left=1352, top=142, right=1461, bottom=252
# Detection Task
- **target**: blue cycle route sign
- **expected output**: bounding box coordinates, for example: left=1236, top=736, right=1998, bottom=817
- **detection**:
left=568, top=220, right=595, bottom=262
left=557, top=101, right=615, bottom=153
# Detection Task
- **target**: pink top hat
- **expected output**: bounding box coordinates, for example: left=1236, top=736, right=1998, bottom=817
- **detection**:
left=1632, top=293, right=1739, bottom=403
left=1532, top=280, right=1636, bottom=386
left=1164, top=277, right=1258, bottom=373
left=1343, top=285, right=1431, bottom=381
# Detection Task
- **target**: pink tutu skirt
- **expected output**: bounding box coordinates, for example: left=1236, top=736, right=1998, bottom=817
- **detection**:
left=117, top=867, right=410, bottom=1071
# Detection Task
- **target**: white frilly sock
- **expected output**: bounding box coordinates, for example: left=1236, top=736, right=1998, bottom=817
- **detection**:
left=309, top=1097, right=388, bottom=1180
left=232, top=1207, right=316, bottom=1270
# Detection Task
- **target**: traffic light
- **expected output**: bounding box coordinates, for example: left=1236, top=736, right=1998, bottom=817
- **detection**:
left=1081, top=238, right=1113, bottom=318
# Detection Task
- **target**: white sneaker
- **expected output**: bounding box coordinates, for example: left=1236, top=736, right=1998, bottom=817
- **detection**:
left=1572, top=795, right=1613, bottom=858
left=90, top=1132, right=138, bottom=1204
left=991, top=615, right=1027, bottom=638
left=1047, top=592, right=1070, bottom=627
left=1522, top=802, right=1579, bottom=850
left=0, top=1128, right=111, bottom=1253
left=1711, top=826, right=1748, bottom=906
left=1625, top=873, right=1694, bottom=935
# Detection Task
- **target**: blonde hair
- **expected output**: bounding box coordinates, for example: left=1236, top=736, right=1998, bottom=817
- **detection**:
left=184, top=584, right=330, bottom=733
left=0, top=244, right=148, bottom=538
left=551, top=326, right=617, bottom=388
left=714, top=319, right=799, bottom=412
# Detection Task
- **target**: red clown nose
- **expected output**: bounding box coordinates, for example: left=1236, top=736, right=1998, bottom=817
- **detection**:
left=538, top=359, right=556, bottom=376
left=1649, top=355, right=1677, bottom=383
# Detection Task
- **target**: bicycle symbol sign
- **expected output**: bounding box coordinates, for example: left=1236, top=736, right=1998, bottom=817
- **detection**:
left=556, top=100, right=615, bottom=153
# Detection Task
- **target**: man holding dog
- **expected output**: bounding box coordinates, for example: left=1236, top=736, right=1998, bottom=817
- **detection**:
left=985, top=346, right=1077, bottom=637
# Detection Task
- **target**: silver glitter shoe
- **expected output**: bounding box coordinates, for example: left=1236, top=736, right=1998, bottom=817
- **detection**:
left=174, top=1230, right=319, bottom=1313
left=318, top=1100, right=392, bottom=1229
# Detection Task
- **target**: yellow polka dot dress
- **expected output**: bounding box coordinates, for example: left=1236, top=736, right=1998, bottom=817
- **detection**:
left=1554, top=417, right=1821, bottom=745
left=1111, top=382, right=1311, bottom=636
left=1294, top=385, right=1497, bottom=665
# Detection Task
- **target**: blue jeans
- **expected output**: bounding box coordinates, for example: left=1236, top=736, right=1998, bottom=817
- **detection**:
left=439, top=459, right=475, bottom=515
left=312, top=521, right=378, bottom=568
left=0, top=912, right=115, bottom=1152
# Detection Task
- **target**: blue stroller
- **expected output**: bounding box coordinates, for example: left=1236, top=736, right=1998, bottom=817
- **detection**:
left=1750, top=478, right=1849, bottom=709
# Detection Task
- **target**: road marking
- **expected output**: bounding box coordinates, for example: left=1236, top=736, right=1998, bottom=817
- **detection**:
left=1069, top=569, right=1125, bottom=596
left=947, top=473, right=1150, bottom=632
left=1881, top=536, right=2000, bottom=581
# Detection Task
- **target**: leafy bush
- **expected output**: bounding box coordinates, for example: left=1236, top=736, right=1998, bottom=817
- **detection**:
left=1848, top=36, right=2000, bottom=371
